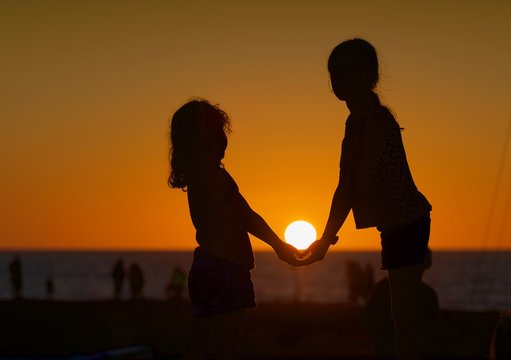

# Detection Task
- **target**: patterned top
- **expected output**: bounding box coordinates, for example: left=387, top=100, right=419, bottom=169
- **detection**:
left=340, top=105, right=432, bottom=231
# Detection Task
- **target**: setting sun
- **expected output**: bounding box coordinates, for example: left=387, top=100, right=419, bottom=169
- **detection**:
left=284, top=220, right=317, bottom=250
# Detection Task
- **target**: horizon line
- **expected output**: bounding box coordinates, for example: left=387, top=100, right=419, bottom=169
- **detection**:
left=1, top=247, right=511, bottom=253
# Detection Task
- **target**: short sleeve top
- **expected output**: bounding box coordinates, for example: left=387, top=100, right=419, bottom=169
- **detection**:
left=340, top=105, right=432, bottom=230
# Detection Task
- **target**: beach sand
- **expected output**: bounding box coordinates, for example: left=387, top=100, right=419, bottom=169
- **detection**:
left=0, top=300, right=499, bottom=359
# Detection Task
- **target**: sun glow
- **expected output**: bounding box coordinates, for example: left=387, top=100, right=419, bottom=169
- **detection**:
left=284, top=220, right=317, bottom=250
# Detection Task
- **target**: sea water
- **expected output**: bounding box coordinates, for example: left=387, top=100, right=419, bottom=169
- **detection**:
left=0, top=251, right=509, bottom=311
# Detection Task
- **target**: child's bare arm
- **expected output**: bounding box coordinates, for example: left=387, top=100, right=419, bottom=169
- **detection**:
left=233, top=192, right=302, bottom=265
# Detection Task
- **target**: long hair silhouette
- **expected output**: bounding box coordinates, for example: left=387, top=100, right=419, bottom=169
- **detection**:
left=168, top=99, right=231, bottom=189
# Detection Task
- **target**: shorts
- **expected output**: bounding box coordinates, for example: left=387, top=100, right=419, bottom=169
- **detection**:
left=380, top=214, right=431, bottom=270
left=188, top=252, right=256, bottom=318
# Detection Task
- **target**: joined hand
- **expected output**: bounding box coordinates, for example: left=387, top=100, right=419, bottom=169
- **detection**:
left=276, top=236, right=338, bottom=266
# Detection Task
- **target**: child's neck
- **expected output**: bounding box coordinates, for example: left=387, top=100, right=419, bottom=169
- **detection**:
left=346, top=91, right=379, bottom=115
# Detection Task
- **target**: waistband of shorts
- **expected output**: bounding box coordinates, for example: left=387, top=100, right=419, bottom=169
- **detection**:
left=378, top=212, right=431, bottom=234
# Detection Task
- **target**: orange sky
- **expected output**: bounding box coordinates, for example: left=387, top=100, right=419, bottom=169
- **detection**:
left=1, top=1, right=511, bottom=251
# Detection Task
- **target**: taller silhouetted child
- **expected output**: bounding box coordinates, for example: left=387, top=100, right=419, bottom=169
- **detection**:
left=302, top=39, right=432, bottom=360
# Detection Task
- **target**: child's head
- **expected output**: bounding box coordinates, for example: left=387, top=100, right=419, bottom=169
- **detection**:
left=168, top=99, right=231, bottom=189
left=328, top=38, right=379, bottom=101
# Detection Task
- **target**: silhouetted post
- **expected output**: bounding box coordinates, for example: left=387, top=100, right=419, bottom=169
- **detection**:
left=112, top=258, right=125, bottom=300
left=46, top=277, right=54, bottom=300
left=363, top=263, right=375, bottom=301
left=292, top=266, right=301, bottom=305
left=129, top=263, right=145, bottom=300
left=9, top=256, right=22, bottom=300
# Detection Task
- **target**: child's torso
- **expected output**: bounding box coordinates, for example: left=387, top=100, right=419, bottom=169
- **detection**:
left=187, top=166, right=254, bottom=269
left=341, top=105, right=432, bottom=230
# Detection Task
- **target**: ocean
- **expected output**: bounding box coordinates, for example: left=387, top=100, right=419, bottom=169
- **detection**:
left=0, top=251, right=510, bottom=311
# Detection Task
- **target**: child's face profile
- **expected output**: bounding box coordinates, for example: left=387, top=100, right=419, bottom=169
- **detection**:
left=330, top=71, right=351, bottom=101
left=329, top=51, right=371, bottom=101
left=330, top=64, right=370, bottom=101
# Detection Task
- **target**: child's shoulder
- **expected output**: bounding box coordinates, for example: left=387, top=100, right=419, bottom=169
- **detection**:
left=366, top=105, right=397, bottom=128
left=372, top=105, right=396, bottom=120
left=190, top=165, right=238, bottom=192
left=219, top=167, right=239, bottom=190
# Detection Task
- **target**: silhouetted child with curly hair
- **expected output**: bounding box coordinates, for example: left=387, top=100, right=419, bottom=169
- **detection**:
left=168, top=99, right=300, bottom=360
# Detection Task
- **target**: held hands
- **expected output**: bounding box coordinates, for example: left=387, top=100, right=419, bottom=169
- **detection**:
left=273, top=241, right=305, bottom=266
left=275, top=236, right=339, bottom=266
left=297, top=236, right=338, bottom=265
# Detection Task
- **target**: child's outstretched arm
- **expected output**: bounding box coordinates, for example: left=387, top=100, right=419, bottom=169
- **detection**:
left=233, top=192, right=302, bottom=266
left=303, top=115, right=390, bottom=265
left=300, top=169, right=352, bottom=265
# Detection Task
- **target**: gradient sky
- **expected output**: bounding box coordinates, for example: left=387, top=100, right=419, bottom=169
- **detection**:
left=1, top=1, right=511, bottom=251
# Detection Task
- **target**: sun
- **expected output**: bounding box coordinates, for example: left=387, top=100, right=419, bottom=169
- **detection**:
left=284, top=220, right=317, bottom=250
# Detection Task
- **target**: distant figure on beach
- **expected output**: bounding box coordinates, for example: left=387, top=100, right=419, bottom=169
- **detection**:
left=9, top=256, right=23, bottom=300
left=129, top=263, right=145, bottom=300
left=366, top=248, right=439, bottom=356
left=345, top=260, right=375, bottom=305
left=46, top=276, right=55, bottom=300
left=112, top=258, right=125, bottom=300
left=168, top=99, right=300, bottom=360
left=166, top=266, right=186, bottom=302
left=300, top=38, right=432, bottom=360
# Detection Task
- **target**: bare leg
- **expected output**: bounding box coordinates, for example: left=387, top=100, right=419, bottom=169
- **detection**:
left=388, top=265, right=424, bottom=360
left=182, top=315, right=217, bottom=360
left=182, top=308, right=246, bottom=360
left=216, top=308, right=246, bottom=360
